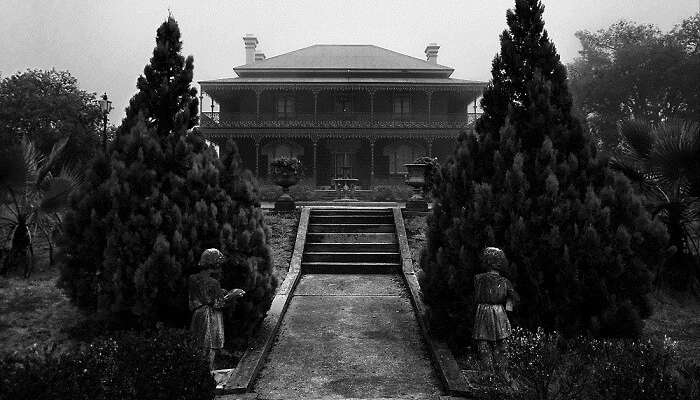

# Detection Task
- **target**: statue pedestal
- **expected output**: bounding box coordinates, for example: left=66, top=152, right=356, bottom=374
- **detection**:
left=406, top=191, right=428, bottom=212
left=333, top=178, right=359, bottom=201
left=274, top=192, right=296, bottom=211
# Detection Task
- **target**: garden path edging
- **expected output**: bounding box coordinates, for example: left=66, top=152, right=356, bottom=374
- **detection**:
left=392, top=207, right=471, bottom=398
left=218, top=206, right=310, bottom=395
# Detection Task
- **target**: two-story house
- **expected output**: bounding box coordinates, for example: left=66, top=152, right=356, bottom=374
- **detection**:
left=199, top=35, right=486, bottom=188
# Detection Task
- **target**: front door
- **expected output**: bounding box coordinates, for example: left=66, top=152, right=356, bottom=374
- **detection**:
left=333, top=152, right=353, bottom=178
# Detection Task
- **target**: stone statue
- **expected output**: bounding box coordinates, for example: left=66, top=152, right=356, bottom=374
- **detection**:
left=188, top=248, right=245, bottom=370
left=473, top=246, right=515, bottom=379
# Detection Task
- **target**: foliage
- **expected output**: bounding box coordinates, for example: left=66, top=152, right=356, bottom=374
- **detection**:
left=420, top=0, right=669, bottom=345
left=258, top=180, right=321, bottom=202
left=611, top=119, right=700, bottom=290
left=270, top=157, right=304, bottom=179
left=568, top=14, right=700, bottom=151
left=0, top=69, right=103, bottom=168
left=58, top=16, right=276, bottom=346
left=0, top=137, right=79, bottom=277
left=493, top=327, right=693, bottom=400
left=0, top=329, right=215, bottom=400
left=413, top=156, right=441, bottom=196
left=370, top=184, right=413, bottom=202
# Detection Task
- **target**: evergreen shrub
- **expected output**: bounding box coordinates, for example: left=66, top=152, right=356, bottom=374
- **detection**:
left=58, top=17, right=276, bottom=345
left=419, top=0, right=669, bottom=344
left=0, top=329, right=214, bottom=400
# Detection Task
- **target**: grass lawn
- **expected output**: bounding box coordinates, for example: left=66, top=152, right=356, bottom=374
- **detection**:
left=0, top=209, right=301, bottom=356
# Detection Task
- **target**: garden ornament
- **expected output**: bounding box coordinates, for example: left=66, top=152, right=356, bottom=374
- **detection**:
left=473, top=246, right=516, bottom=380
left=189, top=248, right=245, bottom=370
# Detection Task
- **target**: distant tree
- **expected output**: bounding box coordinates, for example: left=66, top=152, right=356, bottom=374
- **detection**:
left=568, top=15, right=700, bottom=151
left=58, top=16, right=276, bottom=343
left=0, top=137, right=79, bottom=277
left=612, top=119, right=700, bottom=291
left=0, top=69, right=103, bottom=167
left=420, top=0, right=669, bottom=344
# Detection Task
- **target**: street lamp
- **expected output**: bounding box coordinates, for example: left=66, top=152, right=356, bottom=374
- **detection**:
left=98, top=92, right=113, bottom=150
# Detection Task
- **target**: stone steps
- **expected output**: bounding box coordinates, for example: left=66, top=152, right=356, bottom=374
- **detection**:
left=302, top=208, right=399, bottom=274
left=304, top=251, right=401, bottom=263
left=308, top=223, right=396, bottom=233
left=301, top=261, right=401, bottom=274
left=309, top=215, right=395, bottom=224
left=305, top=242, right=399, bottom=252
left=305, top=232, right=397, bottom=243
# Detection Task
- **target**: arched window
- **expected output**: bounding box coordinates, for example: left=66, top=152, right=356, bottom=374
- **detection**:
left=382, top=142, right=426, bottom=174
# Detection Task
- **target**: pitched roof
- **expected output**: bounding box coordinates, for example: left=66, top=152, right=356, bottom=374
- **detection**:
left=200, top=76, right=482, bottom=86
left=234, top=44, right=453, bottom=75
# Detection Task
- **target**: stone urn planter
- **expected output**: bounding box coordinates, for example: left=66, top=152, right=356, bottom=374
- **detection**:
left=404, top=162, right=428, bottom=212
left=271, top=158, right=302, bottom=211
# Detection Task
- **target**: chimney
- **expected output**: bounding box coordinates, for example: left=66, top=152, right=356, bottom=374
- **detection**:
left=255, top=51, right=266, bottom=62
left=425, top=43, right=439, bottom=64
left=243, top=34, right=259, bottom=64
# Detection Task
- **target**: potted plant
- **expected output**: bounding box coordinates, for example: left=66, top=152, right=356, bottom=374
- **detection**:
left=404, top=156, right=439, bottom=212
left=270, top=157, right=303, bottom=211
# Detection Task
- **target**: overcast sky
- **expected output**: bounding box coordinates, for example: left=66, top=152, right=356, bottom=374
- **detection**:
left=2, top=0, right=697, bottom=121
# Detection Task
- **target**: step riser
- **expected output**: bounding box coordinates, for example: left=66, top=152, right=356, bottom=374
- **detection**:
left=303, top=253, right=400, bottom=263
left=310, top=209, right=392, bottom=215
left=301, top=264, right=399, bottom=274
left=305, top=243, right=399, bottom=252
left=305, top=233, right=397, bottom=244
left=308, top=224, right=395, bottom=233
left=309, top=216, right=394, bottom=224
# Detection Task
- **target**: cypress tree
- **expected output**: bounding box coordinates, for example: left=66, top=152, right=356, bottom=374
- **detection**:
left=58, top=17, right=276, bottom=343
left=420, top=0, right=669, bottom=343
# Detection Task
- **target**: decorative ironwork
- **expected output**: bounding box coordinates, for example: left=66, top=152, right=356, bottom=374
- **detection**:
left=200, top=111, right=481, bottom=129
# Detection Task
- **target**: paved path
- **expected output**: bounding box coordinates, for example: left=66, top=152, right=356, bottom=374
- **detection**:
left=253, top=208, right=442, bottom=400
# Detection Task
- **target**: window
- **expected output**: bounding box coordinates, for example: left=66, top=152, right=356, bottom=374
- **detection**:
left=276, top=96, right=295, bottom=118
left=383, top=143, right=425, bottom=174
left=335, top=95, right=352, bottom=113
left=393, top=96, right=411, bottom=116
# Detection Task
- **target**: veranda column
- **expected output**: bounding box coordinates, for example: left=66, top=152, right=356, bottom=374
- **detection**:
left=369, top=90, right=375, bottom=122
left=427, top=138, right=433, bottom=158
left=254, top=139, right=261, bottom=177
left=255, top=89, right=262, bottom=120
left=370, top=139, right=375, bottom=187
left=312, top=139, right=318, bottom=186
left=426, top=90, right=433, bottom=123
left=313, top=90, right=318, bottom=121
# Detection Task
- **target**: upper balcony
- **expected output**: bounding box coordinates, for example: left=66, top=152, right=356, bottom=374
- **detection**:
left=198, top=84, right=483, bottom=130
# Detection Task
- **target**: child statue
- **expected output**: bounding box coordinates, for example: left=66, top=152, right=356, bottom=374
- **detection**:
left=473, top=246, right=516, bottom=379
left=188, top=248, right=245, bottom=370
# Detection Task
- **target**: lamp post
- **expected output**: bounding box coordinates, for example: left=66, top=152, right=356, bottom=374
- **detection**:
left=98, top=92, right=113, bottom=151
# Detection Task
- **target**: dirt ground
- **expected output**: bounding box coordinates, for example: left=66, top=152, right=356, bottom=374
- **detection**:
left=0, top=211, right=300, bottom=356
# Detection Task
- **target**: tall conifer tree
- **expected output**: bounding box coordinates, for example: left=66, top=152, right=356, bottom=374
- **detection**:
left=59, top=17, right=276, bottom=342
left=420, top=0, right=669, bottom=343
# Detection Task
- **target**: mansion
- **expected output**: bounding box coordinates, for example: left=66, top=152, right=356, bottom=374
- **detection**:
left=199, top=35, right=486, bottom=188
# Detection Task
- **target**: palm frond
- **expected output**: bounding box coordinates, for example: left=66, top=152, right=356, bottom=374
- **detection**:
left=619, top=120, right=654, bottom=160
left=0, top=146, right=29, bottom=196
left=20, top=136, right=41, bottom=187
left=39, top=167, right=81, bottom=214
left=36, top=136, right=69, bottom=185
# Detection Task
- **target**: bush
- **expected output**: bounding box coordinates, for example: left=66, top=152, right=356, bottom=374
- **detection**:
left=58, top=17, right=276, bottom=347
left=371, top=185, right=413, bottom=202
left=494, top=327, right=692, bottom=400
left=0, top=329, right=215, bottom=400
left=420, top=0, right=668, bottom=344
